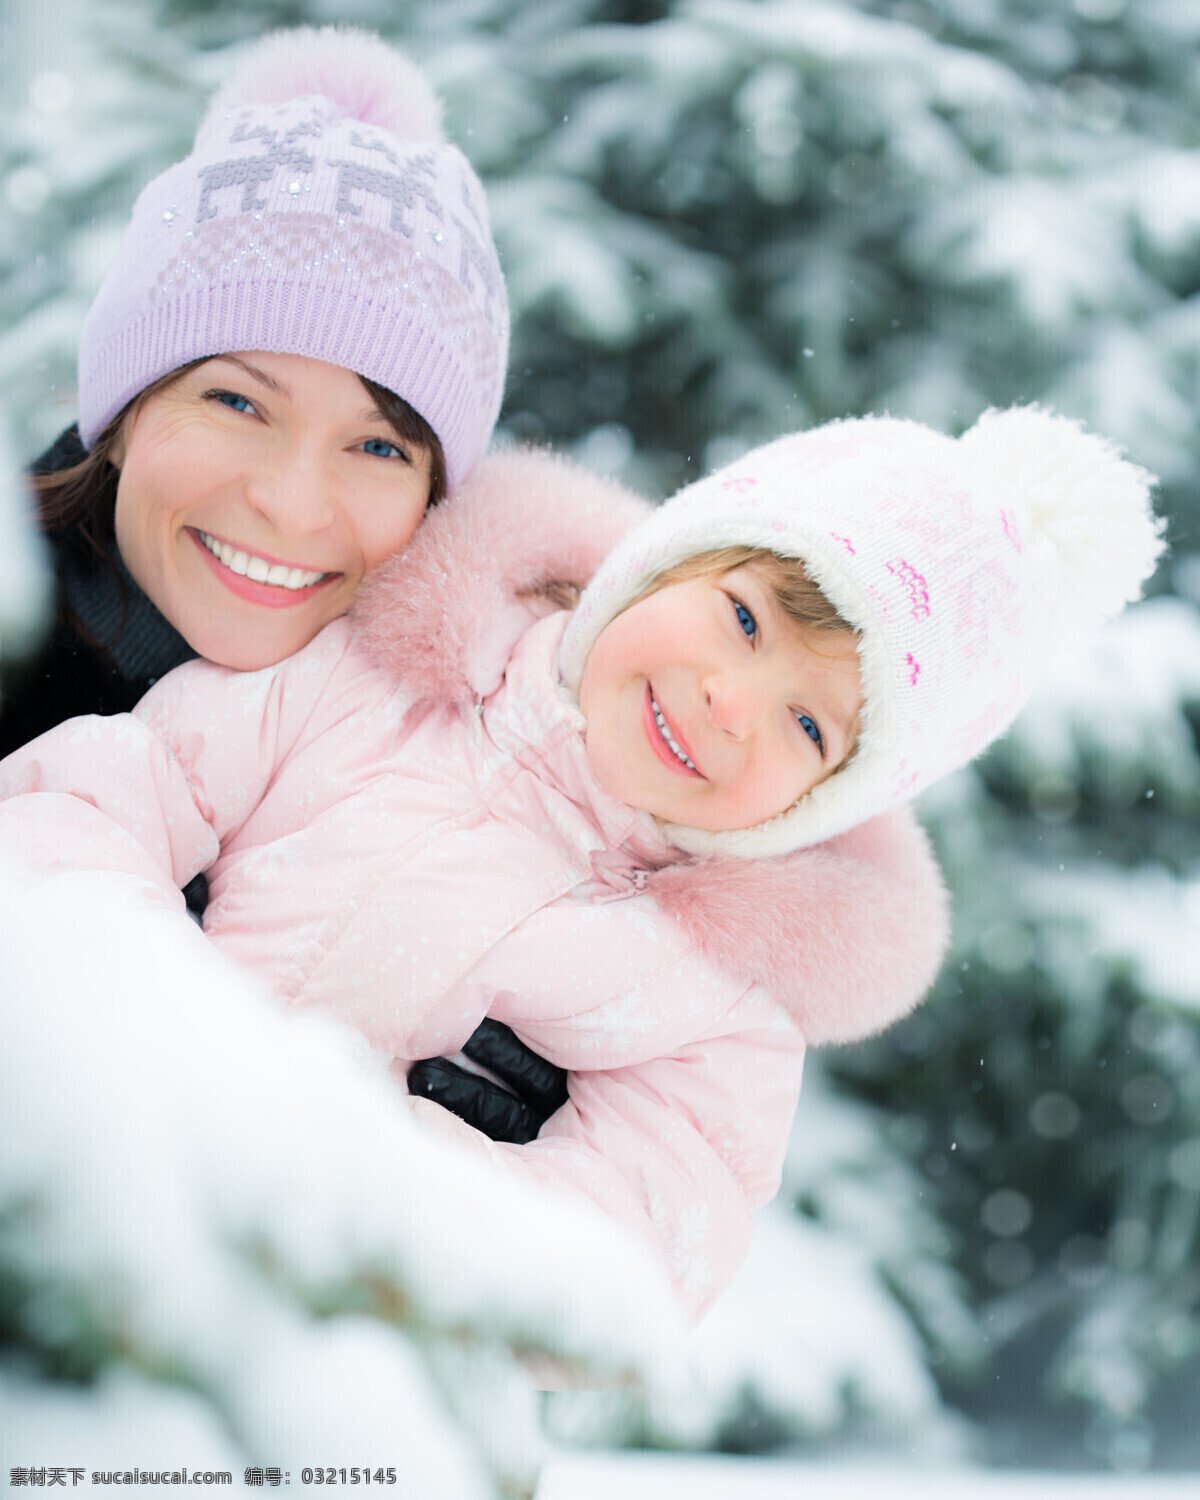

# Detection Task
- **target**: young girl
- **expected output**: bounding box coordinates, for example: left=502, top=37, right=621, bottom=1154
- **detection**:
left=0, top=408, right=1163, bottom=1320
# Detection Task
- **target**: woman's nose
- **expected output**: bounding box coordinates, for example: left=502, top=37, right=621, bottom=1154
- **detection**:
left=246, top=449, right=336, bottom=536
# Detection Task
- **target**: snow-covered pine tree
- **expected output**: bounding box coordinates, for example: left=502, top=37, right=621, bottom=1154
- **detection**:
left=0, top=843, right=686, bottom=1495
left=3, top=0, right=1198, bottom=1473
left=0, top=0, right=210, bottom=461
left=422, top=0, right=1200, bottom=1468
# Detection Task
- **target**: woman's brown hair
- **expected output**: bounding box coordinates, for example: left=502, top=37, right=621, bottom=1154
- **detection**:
left=32, top=362, right=448, bottom=567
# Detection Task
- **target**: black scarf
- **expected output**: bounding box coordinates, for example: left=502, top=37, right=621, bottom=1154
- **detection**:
left=0, top=425, right=196, bottom=758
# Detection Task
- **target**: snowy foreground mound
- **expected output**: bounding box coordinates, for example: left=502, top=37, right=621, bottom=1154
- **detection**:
left=0, top=860, right=679, bottom=1496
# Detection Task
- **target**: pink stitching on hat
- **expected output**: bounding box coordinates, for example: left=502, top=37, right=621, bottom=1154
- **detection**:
left=885, top=559, right=930, bottom=619
left=830, top=532, right=856, bottom=554
left=892, top=762, right=920, bottom=795
left=1001, top=509, right=1024, bottom=552
left=721, top=476, right=758, bottom=493
left=905, top=652, right=921, bottom=686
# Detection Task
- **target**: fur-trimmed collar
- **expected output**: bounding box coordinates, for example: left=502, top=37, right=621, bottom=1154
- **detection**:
left=351, top=448, right=949, bottom=1044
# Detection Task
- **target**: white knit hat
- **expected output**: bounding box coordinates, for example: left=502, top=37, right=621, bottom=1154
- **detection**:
left=559, top=408, right=1165, bottom=857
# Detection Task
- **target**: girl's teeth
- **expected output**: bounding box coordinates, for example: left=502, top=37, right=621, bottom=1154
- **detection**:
left=200, top=533, right=326, bottom=590
left=651, top=696, right=696, bottom=771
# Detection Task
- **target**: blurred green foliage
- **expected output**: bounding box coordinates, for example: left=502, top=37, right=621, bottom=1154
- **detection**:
left=2, top=0, right=1198, bottom=1470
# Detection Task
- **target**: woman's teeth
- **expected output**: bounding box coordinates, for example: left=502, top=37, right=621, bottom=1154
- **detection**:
left=651, top=695, right=696, bottom=771
left=199, top=532, right=326, bottom=590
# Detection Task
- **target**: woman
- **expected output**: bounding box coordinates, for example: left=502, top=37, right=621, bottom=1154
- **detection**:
left=1, top=25, right=498, bottom=756
left=6, top=354, right=445, bottom=754
left=0, top=26, right=585, bottom=1137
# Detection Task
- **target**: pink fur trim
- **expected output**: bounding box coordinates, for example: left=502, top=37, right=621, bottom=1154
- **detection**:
left=648, top=806, right=950, bottom=1046
left=352, top=448, right=653, bottom=703
left=352, top=446, right=948, bottom=1046
left=206, top=27, right=444, bottom=141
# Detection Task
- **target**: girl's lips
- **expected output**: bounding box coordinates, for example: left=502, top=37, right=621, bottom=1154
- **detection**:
left=643, top=683, right=705, bottom=779
left=187, top=528, right=340, bottom=610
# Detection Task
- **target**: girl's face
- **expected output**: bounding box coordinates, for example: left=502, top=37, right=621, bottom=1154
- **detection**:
left=111, top=351, right=433, bottom=670
left=579, top=565, right=862, bottom=833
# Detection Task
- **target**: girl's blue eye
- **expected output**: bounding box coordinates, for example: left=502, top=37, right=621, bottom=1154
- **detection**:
left=797, top=713, right=823, bottom=751
left=361, top=438, right=407, bottom=461
left=734, top=600, right=757, bottom=639
left=213, top=390, right=253, bottom=414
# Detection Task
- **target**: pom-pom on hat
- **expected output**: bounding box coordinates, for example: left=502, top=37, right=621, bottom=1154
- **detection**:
left=78, top=26, right=508, bottom=489
left=560, top=408, right=1165, bottom=857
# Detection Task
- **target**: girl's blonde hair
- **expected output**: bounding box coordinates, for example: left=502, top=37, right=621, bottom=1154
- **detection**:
left=526, top=547, right=857, bottom=639
left=639, top=546, right=858, bottom=639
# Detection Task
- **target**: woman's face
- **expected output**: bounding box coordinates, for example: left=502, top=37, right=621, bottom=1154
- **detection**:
left=111, top=351, right=434, bottom=670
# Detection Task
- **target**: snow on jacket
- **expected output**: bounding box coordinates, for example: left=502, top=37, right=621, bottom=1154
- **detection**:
left=0, top=448, right=950, bottom=1319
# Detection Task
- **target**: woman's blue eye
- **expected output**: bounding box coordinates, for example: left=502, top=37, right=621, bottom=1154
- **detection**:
left=734, top=601, right=757, bottom=639
left=361, top=438, right=406, bottom=461
left=797, top=713, right=823, bottom=751
left=213, top=390, right=253, bottom=414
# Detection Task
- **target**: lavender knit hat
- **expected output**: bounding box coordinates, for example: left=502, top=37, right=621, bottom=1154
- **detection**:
left=78, top=27, right=509, bottom=489
left=560, top=408, right=1166, bottom=857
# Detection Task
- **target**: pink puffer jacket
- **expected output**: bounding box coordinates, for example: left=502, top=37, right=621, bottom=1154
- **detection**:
left=0, top=448, right=949, bottom=1319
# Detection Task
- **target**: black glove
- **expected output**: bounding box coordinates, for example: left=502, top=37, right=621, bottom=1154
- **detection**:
left=182, top=872, right=209, bottom=918
left=407, top=1019, right=569, bottom=1145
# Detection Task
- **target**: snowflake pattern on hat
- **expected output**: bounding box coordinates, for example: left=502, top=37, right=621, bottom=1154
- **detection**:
left=79, top=29, right=509, bottom=489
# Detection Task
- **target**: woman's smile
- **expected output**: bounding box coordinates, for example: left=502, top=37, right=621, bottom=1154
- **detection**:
left=189, top=528, right=335, bottom=606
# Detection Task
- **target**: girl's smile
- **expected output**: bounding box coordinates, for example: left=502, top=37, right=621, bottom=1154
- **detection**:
left=579, top=565, right=862, bottom=833
left=644, top=685, right=704, bottom=777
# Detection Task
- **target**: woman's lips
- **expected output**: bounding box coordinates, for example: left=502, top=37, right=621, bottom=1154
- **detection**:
left=643, top=683, right=704, bottom=778
left=188, top=528, right=340, bottom=609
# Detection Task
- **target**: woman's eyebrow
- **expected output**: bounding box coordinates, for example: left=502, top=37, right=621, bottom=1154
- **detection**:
left=211, top=355, right=292, bottom=399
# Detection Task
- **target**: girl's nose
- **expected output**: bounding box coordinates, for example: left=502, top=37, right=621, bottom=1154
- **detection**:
left=704, top=672, right=760, bottom=740
left=246, top=449, right=337, bottom=536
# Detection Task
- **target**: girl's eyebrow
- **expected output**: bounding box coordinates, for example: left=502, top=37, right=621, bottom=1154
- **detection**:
left=209, top=355, right=292, bottom=399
